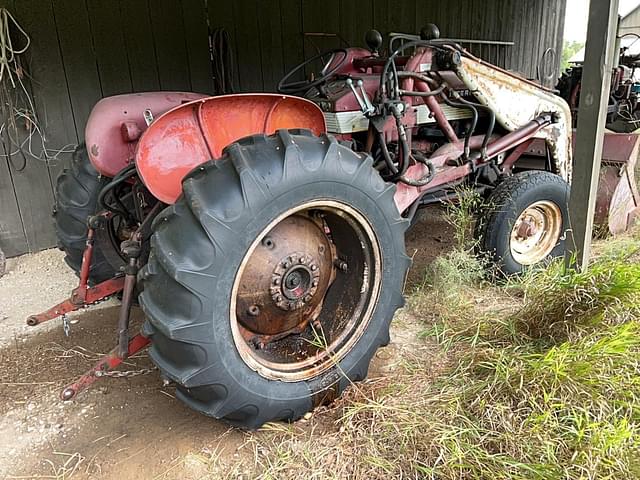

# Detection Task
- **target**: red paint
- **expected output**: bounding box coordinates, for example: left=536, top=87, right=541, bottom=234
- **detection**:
left=394, top=117, right=552, bottom=213
left=136, top=93, right=326, bottom=204
left=592, top=132, right=640, bottom=233
left=75, top=227, right=95, bottom=302
left=26, top=276, right=125, bottom=326
left=60, top=334, right=151, bottom=401
left=85, top=92, right=207, bottom=177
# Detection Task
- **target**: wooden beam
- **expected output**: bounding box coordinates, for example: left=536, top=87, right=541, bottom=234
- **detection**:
left=566, top=0, right=620, bottom=269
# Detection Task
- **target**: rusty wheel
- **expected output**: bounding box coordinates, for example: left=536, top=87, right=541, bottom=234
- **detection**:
left=140, top=130, right=410, bottom=429
left=509, top=200, right=563, bottom=266
left=479, top=170, right=569, bottom=275
left=231, top=201, right=382, bottom=381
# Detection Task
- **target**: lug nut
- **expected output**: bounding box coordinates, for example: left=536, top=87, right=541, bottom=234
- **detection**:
left=334, top=259, right=348, bottom=272
left=310, top=264, right=318, bottom=271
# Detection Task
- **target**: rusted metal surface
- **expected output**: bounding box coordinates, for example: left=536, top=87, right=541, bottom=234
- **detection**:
left=595, top=132, right=640, bottom=233
left=236, top=214, right=335, bottom=338
left=85, top=92, right=206, bottom=177
left=503, top=138, right=535, bottom=172
left=135, top=94, right=327, bottom=204
left=394, top=116, right=553, bottom=212
left=229, top=201, right=382, bottom=382
left=26, top=276, right=125, bottom=326
left=510, top=200, right=563, bottom=266
left=60, top=334, right=151, bottom=401
left=456, top=56, right=573, bottom=182
left=75, top=226, right=96, bottom=303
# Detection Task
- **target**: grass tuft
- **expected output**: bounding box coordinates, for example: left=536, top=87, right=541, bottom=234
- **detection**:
left=197, top=207, right=640, bottom=479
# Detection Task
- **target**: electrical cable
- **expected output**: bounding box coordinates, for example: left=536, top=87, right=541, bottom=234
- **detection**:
left=211, top=28, right=234, bottom=94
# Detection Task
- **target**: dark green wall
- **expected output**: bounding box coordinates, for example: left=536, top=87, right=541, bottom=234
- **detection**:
left=0, top=0, right=566, bottom=256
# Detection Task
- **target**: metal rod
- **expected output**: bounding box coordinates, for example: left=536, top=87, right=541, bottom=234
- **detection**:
left=60, top=334, right=151, bottom=401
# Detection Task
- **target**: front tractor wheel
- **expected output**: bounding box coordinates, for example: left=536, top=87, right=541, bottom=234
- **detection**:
left=140, top=130, right=410, bottom=429
left=479, top=170, right=570, bottom=275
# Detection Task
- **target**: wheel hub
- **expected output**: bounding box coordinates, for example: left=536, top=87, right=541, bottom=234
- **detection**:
left=510, top=200, right=563, bottom=266
left=271, top=253, right=320, bottom=310
left=236, top=215, right=334, bottom=337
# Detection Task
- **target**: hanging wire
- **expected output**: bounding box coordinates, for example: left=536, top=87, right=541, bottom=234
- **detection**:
left=0, top=7, right=76, bottom=171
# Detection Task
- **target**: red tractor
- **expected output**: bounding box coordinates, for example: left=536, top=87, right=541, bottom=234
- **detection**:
left=30, top=26, right=638, bottom=428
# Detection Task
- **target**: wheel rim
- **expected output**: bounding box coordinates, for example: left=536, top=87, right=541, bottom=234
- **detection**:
left=230, top=200, right=382, bottom=381
left=509, top=200, right=562, bottom=266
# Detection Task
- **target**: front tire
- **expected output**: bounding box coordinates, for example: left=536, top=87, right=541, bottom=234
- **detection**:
left=478, top=170, right=570, bottom=275
left=139, top=130, right=410, bottom=429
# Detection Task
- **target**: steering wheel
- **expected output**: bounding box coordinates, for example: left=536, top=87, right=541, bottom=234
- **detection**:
left=278, top=48, right=348, bottom=95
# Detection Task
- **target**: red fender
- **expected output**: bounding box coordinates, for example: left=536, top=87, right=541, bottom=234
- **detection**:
left=85, top=92, right=207, bottom=177
left=135, top=93, right=326, bottom=204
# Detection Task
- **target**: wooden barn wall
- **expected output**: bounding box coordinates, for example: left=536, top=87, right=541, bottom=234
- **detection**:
left=0, top=0, right=566, bottom=257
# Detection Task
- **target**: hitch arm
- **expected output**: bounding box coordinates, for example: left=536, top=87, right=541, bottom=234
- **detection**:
left=60, top=333, right=151, bottom=401
left=26, top=276, right=125, bottom=326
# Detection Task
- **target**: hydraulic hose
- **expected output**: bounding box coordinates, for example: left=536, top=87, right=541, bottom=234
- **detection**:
left=98, top=164, right=137, bottom=220
left=379, top=39, right=460, bottom=101
left=453, top=95, right=496, bottom=159
left=439, top=93, right=478, bottom=161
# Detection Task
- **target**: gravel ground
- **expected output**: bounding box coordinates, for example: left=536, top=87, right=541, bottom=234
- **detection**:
left=0, top=249, right=117, bottom=348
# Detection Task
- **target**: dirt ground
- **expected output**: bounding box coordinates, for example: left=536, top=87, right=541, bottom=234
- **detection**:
left=0, top=205, right=453, bottom=479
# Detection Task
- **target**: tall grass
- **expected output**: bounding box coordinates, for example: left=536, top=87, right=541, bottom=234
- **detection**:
left=220, top=217, right=640, bottom=479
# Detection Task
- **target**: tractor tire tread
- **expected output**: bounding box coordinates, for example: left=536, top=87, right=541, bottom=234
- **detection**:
left=477, top=170, right=569, bottom=275
left=54, top=143, right=118, bottom=284
left=140, top=129, right=409, bottom=429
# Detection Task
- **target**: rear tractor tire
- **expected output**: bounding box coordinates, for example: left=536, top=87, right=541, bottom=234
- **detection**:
left=54, top=144, right=123, bottom=284
left=140, top=129, right=411, bottom=429
left=478, top=170, right=570, bottom=275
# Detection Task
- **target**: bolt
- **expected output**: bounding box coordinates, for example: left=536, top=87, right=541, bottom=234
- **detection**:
left=276, top=295, right=282, bottom=302
left=273, top=277, right=281, bottom=286
left=61, top=388, right=75, bottom=401
left=312, top=280, right=318, bottom=287
left=304, top=294, right=312, bottom=302
left=334, top=259, right=348, bottom=272
left=310, top=264, right=318, bottom=271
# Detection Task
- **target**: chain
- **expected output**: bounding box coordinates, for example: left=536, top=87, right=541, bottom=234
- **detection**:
left=60, top=293, right=117, bottom=336
left=94, top=366, right=156, bottom=378
left=62, top=314, right=70, bottom=337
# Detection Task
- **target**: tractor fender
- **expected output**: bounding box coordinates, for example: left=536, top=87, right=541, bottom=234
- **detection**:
left=85, top=91, right=207, bottom=177
left=135, top=93, right=327, bottom=204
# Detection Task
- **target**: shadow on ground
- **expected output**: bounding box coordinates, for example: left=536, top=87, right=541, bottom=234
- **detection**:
left=0, top=205, right=454, bottom=479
